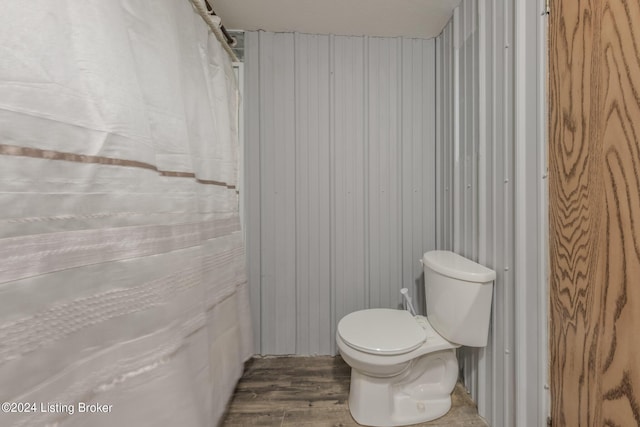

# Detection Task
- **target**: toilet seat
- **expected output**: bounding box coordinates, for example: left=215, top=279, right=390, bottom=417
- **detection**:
left=338, top=308, right=427, bottom=355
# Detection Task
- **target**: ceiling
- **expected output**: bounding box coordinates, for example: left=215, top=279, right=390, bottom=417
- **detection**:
left=213, top=0, right=461, bottom=39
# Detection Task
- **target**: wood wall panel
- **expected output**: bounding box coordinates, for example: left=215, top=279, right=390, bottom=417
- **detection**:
left=549, top=0, right=640, bottom=425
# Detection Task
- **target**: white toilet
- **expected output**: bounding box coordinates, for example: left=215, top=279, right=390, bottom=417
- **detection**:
left=336, top=250, right=495, bottom=427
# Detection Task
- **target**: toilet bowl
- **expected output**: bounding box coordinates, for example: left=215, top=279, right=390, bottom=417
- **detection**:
left=337, top=251, right=495, bottom=427
left=337, top=309, right=459, bottom=426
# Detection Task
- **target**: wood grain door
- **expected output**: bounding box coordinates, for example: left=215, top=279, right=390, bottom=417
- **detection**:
left=549, top=0, right=640, bottom=425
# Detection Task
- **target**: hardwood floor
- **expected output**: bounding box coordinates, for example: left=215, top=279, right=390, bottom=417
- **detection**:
left=221, top=356, right=489, bottom=426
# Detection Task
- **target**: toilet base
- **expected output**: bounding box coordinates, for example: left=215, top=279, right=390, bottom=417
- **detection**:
left=347, top=349, right=458, bottom=427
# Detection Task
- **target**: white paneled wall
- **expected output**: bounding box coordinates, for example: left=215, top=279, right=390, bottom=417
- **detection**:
left=435, top=0, right=551, bottom=426
left=244, top=31, right=436, bottom=355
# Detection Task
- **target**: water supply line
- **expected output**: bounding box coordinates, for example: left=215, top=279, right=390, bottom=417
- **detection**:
left=400, top=288, right=417, bottom=316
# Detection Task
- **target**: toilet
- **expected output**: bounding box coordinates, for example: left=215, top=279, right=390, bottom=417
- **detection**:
left=336, top=250, right=495, bottom=427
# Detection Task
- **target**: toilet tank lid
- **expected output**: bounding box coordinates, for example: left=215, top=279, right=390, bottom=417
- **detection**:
left=423, top=251, right=496, bottom=283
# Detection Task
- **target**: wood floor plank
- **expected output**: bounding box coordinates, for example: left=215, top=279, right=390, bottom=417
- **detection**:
left=221, top=356, right=488, bottom=427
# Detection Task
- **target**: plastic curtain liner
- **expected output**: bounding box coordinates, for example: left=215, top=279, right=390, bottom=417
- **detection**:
left=0, top=1, right=252, bottom=426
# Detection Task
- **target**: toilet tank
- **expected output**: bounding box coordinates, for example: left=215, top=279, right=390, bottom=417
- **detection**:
left=422, top=251, right=495, bottom=347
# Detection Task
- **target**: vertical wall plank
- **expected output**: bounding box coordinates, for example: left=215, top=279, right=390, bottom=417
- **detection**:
left=435, top=1, right=519, bottom=425
left=367, top=37, right=403, bottom=310
left=401, top=39, right=414, bottom=307
left=244, top=31, right=262, bottom=353
left=436, top=35, right=444, bottom=250
left=457, top=0, right=483, bottom=399
left=258, top=32, right=297, bottom=354
left=294, top=33, right=311, bottom=355
left=468, top=0, right=478, bottom=262
left=332, top=36, right=367, bottom=327
left=294, top=33, right=332, bottom=355
left=477, top=0, right=495, bottom=419
left=459, top=3, right=469, bottom=258
left=368, top=37, right=381, bottom=309
left=401, top=39, right=438, bottom=313
left=437, top=23, right=454, bottom=253
left=443, top=23, right=454, bottom=251
left=422, top=39, right=437, bottom=280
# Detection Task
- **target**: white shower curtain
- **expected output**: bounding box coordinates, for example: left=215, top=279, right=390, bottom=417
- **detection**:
left=0, top=1, right=252, bottom=426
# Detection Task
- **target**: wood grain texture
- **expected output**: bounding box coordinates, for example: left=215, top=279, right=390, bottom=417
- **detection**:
left=221, top=356, right=488, bottom=426
left=549, top=0, right=640, bottom=425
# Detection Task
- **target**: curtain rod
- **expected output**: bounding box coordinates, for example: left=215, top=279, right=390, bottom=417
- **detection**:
left=202, top=0, right=236, bottom=47
left=188, top=0, right=239, bottom=62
